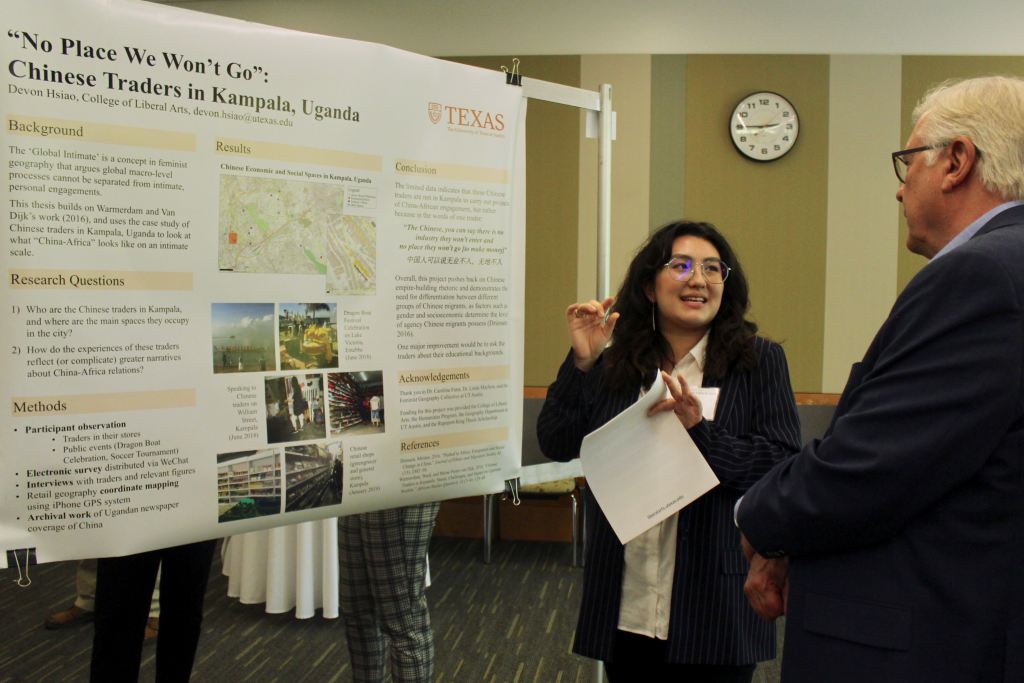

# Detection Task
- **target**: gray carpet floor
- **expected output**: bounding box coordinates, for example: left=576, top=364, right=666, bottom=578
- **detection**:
left=0, top=538, right=783, bottom=682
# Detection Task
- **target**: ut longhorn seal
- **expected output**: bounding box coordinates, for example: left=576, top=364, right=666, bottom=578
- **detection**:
left=428, top=103, right=442, bottom=124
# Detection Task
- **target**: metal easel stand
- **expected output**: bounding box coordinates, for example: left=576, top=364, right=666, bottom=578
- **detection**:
left=507, top=61, right=614, bottom=683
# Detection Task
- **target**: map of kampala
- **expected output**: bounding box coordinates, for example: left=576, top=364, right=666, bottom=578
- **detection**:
left=218, top=174, right=376, bottom=295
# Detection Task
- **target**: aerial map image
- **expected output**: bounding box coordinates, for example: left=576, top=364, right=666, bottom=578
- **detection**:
left=218, top=174, right=377, bottom=295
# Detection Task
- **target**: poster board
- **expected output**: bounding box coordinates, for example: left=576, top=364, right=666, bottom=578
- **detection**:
left=0, top=0, right=528, bottom=565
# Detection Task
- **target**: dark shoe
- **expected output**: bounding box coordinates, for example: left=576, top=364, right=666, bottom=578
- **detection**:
left=44, top=604, right=94, bottom=630
left=143, top=617, right=159, bottom=645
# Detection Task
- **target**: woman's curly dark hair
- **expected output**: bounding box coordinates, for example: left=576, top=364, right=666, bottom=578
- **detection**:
left=602, top=220, right=759, bottom=392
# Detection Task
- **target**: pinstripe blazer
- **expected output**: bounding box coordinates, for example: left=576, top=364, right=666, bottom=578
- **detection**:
left=537, top=336, right=801, bottom=664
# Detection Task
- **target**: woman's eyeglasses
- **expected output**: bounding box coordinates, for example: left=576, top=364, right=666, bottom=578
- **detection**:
left=663, top=257, right=730, bottom=284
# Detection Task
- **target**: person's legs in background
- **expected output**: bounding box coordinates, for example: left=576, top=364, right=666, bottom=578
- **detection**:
left=339, top=513, right=389, bottom=683
left=47, top=558, right=161, bottom=642
left=153, top=540, right=217, bottom=683
left=90, top=551, right=162, bottom=683
left=44, top=559, right=97, bottom=629
left=338, top=502, right=440, bottom=683
left=362, top=503, right=439, bottom=683
left=146, top=564, right=161, bottom=642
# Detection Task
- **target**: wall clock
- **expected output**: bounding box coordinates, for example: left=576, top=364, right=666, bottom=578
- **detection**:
left=730, top=92, right=799, bottom=162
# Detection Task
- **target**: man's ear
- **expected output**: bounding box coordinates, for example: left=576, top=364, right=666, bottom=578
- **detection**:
left=941, top=137, right=979, bottom=192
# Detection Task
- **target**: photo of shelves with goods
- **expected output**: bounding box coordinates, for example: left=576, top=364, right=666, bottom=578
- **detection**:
left=285, top=441, right=343, bottom=512
left=211, top=303, right=276, bottom=374
left=279, top=303, right=338, bottom=370
left=328, top=371, right=385, bottom=436
left=217, top=449, right=282, bottom=523
left=265, top=374, right=327, bottom=444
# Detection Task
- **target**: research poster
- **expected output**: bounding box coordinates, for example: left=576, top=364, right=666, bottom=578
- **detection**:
left=1, top=0, right=527, bottom=566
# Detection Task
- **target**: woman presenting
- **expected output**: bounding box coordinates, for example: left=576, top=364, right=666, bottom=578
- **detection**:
left=538, top=221, right=801, bottom=682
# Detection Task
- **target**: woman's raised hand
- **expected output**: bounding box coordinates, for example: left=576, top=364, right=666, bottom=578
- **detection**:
left=566, top=297, right=618, bottom=372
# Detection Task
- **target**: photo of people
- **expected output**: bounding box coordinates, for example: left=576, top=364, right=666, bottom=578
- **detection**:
left=279, top=303, right=338, bottom=370
left=217, top=449, right=282, bottom=523
left=285, top=441, right=343, bottom=512
left=327, top=371, right=385, bottom=436
left=265, top=374, right=326, bottom=444
left=211, top=303, right=275, bottom=373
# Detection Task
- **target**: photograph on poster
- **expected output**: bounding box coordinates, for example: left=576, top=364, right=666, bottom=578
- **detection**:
left=279, top=303, right=338, bottom=370
left=328, top=371, right=385, bottom=436
left=217, top=449, right=282, bottom=523
left=284, top=441, right=343, bottom=512
left=265, top=374, right=326, bottom=443
left=217, top=174, right=377, bottom=297
left=211, top=303, right=276, bottom=373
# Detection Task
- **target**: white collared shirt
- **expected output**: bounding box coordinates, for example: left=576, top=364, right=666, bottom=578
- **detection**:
left=617, top=331, right=709, bottom=640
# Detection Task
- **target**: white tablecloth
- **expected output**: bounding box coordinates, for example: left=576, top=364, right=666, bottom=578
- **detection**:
left=223, top=518, right=340, bottom=619
left=222, top=516, right=431, bottom=619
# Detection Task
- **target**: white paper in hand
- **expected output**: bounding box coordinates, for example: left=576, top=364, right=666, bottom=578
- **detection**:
left=580, top=372, right=720, bottom=544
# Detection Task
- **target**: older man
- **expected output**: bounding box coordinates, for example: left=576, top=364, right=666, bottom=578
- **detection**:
left=737, top=76, right=1024, bottom=682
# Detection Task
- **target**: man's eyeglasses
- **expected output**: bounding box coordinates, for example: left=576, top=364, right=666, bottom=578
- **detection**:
left=892, top=143, right=982, bottom=184
left=663, top=257, right=730, bottom=284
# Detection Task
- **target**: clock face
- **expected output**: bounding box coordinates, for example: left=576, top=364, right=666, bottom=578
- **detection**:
left=730, top=92, right=799, bottom=162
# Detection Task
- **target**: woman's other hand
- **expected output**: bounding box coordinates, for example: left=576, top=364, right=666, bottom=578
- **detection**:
left=647, top=371, right=703, bottom=429
left=567, top=297, right=619, bottom=372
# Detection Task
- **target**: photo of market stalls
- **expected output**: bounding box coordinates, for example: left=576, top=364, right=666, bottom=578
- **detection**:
left=328, top=371, right=385, bottom=436
left=265, top=374, right=326, bottom=444
left=285, top=441, right=343, bottom=512
left=217, top=449, right=282, bottom=523
left=211, top=303, right=275, bottom=373
left=279, top=303, right=338, bottom=370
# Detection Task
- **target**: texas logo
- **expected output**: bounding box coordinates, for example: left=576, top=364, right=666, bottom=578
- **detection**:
left=428, top=103, right=442, bottom=124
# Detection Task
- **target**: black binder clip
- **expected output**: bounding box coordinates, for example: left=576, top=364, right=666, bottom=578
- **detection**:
left=501, top=477, right=521, bottom=505
left=502, top=58, right=522, bottom=87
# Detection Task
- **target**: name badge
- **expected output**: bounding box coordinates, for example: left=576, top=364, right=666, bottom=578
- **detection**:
left=692, top=387, right=720, bottom=421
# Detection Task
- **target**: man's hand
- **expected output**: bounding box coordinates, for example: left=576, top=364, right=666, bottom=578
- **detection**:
left=741, top=533, right=789, bottom=622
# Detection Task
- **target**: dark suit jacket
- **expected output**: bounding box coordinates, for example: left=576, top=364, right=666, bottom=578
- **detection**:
left=538, top=337, right=801, bottom=664
left=739, top=205, right=1024, bottom=683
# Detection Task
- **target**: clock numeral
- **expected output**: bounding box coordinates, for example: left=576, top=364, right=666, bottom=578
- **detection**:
left=746, top=103, right=756, bottom=109
left=774, top=145, right=781, bottom=151
left=783, top=111, right=791, bottom=117
left=759, top=99, right=769, bottom=105
left=786, top=123, right=794, bottom=129
left=735, top=124, right=744, bottom=130
left=749, top=145, right=755, bottom=151
left=739, top=111, right=748, bottom=118
left=783, top=136, right=789, bottom=141
left=740, top=136, right=747, bottom=142
left=761, top=148, right=768, bottom=155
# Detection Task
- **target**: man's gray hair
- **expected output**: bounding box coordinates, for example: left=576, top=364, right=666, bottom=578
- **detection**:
left=913, top=75, right=1024, bottom=201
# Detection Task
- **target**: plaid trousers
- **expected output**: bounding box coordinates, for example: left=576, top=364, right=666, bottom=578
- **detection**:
left=338, top=502, right=441, bottom=683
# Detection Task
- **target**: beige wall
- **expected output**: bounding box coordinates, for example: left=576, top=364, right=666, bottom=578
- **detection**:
left=897, top=56, right=1024, bottom=293
left=577, top=55, right=653, bottom=304
left=161, top=0, right=1024, bottom=57
left=821, top=56, right=902, bottom=392
left=649, top=55, right=688, bottom=232
left=684, top=55, right=831, bottom=393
